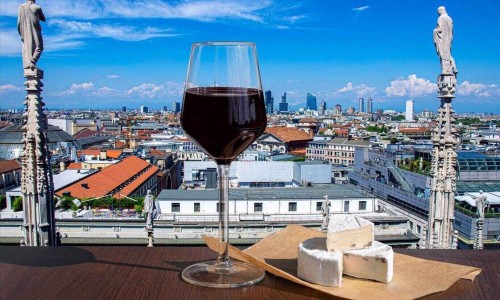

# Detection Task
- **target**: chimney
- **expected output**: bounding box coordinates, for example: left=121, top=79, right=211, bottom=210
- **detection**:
left=100, top=150, right=107, bottom=160
left=309, top=128, right=314, bottom=139
left=60, top=161, right=66, bottom=172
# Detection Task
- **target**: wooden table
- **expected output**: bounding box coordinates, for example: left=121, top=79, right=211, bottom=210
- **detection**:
left=0, top=246, right=498, bottom=299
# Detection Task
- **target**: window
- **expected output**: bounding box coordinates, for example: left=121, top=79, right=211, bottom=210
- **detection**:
left=343, top=200, right=350, bottom=212
left=194, top=203, right=200, bottom=212
left=254, top=203, right=263, bottom=212
left=172, top=203, right=180, bottom=213
left=358, top=201, right=367, bottom=211
left=417, top=225, right=421, bottom=235
left=288, top=202, right=297, bottom=212
left=316, top=202, right=322, bottom=211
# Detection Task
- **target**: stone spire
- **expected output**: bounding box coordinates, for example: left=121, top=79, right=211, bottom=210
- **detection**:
left=427, top=6, right=458, bottom=249
left=19, top=1, right=56, bottom=246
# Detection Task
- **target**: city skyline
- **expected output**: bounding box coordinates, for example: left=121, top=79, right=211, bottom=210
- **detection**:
left=1, top=0, right=499, bottom=112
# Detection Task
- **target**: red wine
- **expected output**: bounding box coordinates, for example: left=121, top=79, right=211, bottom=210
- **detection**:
left=181, top=87, right=267, bottom=165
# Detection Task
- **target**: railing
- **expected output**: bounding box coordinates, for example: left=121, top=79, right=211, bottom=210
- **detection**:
left=388, top=166, right=414, bottom=193
left=266, top=215, right=323, bottom=223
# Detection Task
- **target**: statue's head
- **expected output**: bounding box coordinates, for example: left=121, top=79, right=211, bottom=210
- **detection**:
left=147, top=189, right=151, bottom=195
left=437, top=6, right=446, bottom=15
left=479, top=190, right=483, bottom=194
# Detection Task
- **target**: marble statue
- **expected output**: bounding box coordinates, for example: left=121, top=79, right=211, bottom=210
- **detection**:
left=18, top=0, right=45, bottom=69
left=433, top=6, right=458, bottom=75
left=475, top=190, right=488, bottom=219
left=143, top=190, right=155, bottom=230
left=321, top=195, right=331, bottom=231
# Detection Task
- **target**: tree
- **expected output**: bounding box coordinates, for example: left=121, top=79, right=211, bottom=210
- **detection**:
left=13, top=196, right=23, bottom=212
left=390, top=137, right=398, bottom=144
left=392, top=115, right=405, bottom=121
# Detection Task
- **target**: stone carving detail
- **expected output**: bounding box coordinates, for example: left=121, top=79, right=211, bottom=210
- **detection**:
left=20, top=68, right=56, bottom=246
left=427, top=7, right=458, bottom=250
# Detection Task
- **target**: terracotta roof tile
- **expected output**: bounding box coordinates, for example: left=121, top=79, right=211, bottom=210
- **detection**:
left=0, top=159, right=21, bottom=174
left=114, top=166, right=159, bottom=199
left=56, top=156, right=156, bottom=199
left=264, top=127, right=312, bottom=143
left=78, top=149, right=123, bottom=159
left=66, top=162, right=83, bottom=170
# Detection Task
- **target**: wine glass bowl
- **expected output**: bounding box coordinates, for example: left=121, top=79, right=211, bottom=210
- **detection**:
left=180, top=42, right=266, bottom=288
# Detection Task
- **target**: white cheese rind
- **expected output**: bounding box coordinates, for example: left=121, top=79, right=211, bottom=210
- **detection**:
left=343, top=241, right=394, bottom=283
left=297, top=237, right=343, bottom=287
left=327, top=214, right=374, bottom=251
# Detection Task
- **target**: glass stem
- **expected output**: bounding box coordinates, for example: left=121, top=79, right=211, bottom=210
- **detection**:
left=216, top=163, right=232, bottom=269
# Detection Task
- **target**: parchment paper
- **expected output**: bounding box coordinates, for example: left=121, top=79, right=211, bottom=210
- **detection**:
left=203, top=224, right=481, bottom=300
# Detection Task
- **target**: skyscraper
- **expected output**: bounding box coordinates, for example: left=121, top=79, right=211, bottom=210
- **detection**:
left=172, top=101, right=181, bottom=113
left=140, top=105, right=149, bottom=114
left=405, top=100, right=414, bottom=121
left=334, top=104, right=342, bottom=115
left=265, top=90, right=274, bottom=114
left=306, top=92, right=317, bottom=111
left=279, top=92, right=288, bottom=112
left=358, top=98, right=364, bottom=113
left=319, top=101, right=326, bottom=115
left=122, top=106, right=127, bottom=112
left=367, top=97, right=373, bottom=114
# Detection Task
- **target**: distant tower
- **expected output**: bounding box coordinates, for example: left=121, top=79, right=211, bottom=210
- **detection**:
left=265, top=90, right=274, bottom=114
left=358, top=98, right=364, bottom=113
left=306, top=92, right=317, bottom=111
left=319, top=101, right=326, bottom=115
left=405, top=100, right=414, bottom=121
left=367, top=97, right=373, bottom=114
left=279, top=92, right=288, bottom=112
left=172, top=101, right=181, bottom=113
left=121, top=106, right=127, bottom=112
left=334, top=104, right=342, bottom=115
left=347, top=107, right=355, bottom=115
left=140, top=105, right=149, bottom=114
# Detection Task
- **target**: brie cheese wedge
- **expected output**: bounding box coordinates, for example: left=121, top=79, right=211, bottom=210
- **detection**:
left=327, top=214, right=374, bottom=252
left=297, top=237, right=343, bottom=287
left=343, top=241, right=394, bottom=283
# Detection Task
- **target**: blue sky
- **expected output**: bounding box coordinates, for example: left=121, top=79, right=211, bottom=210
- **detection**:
left=1, top=0, right=499, bottom=113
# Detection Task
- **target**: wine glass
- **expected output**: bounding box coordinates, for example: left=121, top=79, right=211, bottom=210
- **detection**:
left=180, top=42, right=267, bottom=288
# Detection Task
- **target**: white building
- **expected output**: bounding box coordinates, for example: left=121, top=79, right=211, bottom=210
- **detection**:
left=405, top=100, right=414, bottom=121
left=156, top=185, right=378, bottom=220
left=183, top=160, right=332, bottom=188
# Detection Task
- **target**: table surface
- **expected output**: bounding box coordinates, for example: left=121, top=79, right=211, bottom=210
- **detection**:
left=0, top=246, right=498, bottom=300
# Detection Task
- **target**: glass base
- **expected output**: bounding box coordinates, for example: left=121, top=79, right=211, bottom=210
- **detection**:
left=182, top=261, right=265, bottom=288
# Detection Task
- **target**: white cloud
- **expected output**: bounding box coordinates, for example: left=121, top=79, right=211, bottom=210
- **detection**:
left=0, top=84, right=22, bottom=94
left=352, top=6, right=370, bottom=12
left=49, top=19, right=178, bottom=42
left=106, top=75, right=120, bottom=79
left=337, top=82, right=353, bottom=93
left=1, top=0, right=271, bottom=22
left=385, top=74, right=436, bottom=98
left=127, top=83, right=164, bottom=98
left=336, top=82, right=376, bottom=97
left=92, top=86, right=121, bottom=97
left=57, top=82, right=95, bottom=96
left=0, top=30, right=21, bottom=56
left=457, top=81, right=499, bottom=97
left=282, top=15, right=307, bottom=24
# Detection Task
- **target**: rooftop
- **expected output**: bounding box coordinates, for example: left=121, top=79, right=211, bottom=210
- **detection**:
left=56, top=156, right=159, bottom=199
left=0, top=159, right=21, bottom=174
left=264, top=127, right=312, bottom=143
